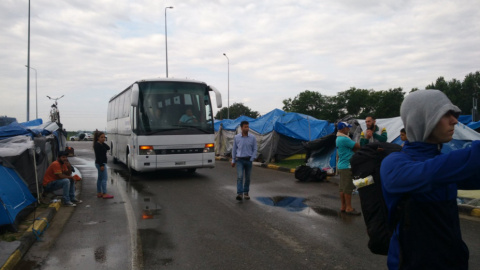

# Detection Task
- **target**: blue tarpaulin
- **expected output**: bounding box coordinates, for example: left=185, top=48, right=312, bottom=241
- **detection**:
left=215, top=109, right=332, bottom=141
left=467, top=121, right=480, bottom=130
left=0, top=118, right=48, bottom=139
left=0, top=165, right=36, bottom=227
left=458, top=115, right=472, bottom=125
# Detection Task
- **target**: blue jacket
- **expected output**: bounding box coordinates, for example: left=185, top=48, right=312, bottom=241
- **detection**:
left=380, top=141, right=480, bottom=270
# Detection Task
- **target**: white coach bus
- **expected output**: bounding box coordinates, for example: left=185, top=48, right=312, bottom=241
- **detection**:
left=107, top=78, right=222, bottom=173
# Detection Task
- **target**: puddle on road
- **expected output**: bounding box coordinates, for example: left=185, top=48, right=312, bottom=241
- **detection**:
left=257, top=196, right=308, bottom=212
left=110, top=169, right=162, bottom=220
left=256, top=196, right=345, bottom=219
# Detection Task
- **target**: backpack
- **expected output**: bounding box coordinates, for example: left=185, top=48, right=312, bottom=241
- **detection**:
left=350, top=142, right=402, bottom=255
left=295, top=165, right=327, bottom=182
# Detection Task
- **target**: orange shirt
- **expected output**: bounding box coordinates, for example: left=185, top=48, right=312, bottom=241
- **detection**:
left=43, top=161, right=68, bottom=186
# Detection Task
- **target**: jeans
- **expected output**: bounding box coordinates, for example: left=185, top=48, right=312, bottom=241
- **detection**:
left=44, top=178, right=75, bottom=203
left=95, top=163, right=108, bottom=194
left=236, top=159, right=252, bottom=194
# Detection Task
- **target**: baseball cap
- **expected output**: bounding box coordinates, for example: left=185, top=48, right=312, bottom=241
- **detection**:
left=337, top=122, right=352, bottom=130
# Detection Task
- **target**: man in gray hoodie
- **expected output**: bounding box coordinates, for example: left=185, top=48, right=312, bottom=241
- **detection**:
left=380, top=89, right=480, bottom=270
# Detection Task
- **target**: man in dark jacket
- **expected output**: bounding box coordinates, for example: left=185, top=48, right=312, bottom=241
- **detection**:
left=380, top=89, right=480, bottom=269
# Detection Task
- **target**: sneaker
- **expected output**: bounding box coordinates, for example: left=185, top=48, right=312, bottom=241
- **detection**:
left=71, top=199, right=83, bottom=204
left=236, top=194, right=243, bottom=201
left=103, top=194, right=114, bottom=199
left=244, top=193, right=250, bottom=200
left=97, top=193, right=103, bottom=198
left=63, top=201, right=77, bottom=207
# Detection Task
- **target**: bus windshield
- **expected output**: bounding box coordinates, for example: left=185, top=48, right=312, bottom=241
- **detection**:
left=137, top=81, right=214, bottom=135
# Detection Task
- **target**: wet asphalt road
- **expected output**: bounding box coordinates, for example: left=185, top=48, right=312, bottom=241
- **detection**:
left=20, top=141, right=480, bottom=270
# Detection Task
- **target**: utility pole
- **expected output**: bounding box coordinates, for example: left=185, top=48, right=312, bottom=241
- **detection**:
left=26, top=0, right=31, bottom=121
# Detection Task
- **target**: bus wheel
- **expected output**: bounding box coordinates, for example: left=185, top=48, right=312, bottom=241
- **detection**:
left=111, top=143, right=118, bottom=164
left=127, top=152, right=137, bottom=175
left=187, top=168, right=196, bottom=174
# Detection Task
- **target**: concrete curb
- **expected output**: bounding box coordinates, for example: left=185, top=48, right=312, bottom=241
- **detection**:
left=0, top=202, right=61, bottom=270
left=458, top=204, right=480, bottom=218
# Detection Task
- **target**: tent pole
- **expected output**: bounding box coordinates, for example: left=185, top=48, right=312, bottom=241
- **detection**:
left=32, top=148, right=40, bottom=203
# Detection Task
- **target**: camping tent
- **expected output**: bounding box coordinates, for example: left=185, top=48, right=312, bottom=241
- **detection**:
left=214, top=109, right=334, bottom=163
left=0, top=163, right=36, bottom=231
left=356, top=116, right=480, bottom=152
left=307, top=116, right=480, bottom=172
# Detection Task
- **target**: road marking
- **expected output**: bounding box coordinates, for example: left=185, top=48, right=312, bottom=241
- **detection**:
left=117, top=176, right=143, bottom=270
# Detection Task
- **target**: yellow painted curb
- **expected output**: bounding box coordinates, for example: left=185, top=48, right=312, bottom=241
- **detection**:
left=471, top=208, right=480, bottom=217
left=27, top=217, right=48, bottom=232
left=290, top=168, right=296, bottom=173
left=0, top=249, right=21, bottom=270
left=50, top=201, right=61, bottom=211
left=267, top=164, right=279, bottom=170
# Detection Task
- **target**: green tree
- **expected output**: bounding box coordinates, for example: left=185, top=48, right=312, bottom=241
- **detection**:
left=336, top=88, right=373, bottom=117
left=282, top=90, right=337, bottom=121
left=426, top=72, right=480, bottom=114
left=460, top=72, right=480, bottom=115
left=371, top=88, right=405, bottom=118
left=215, top=102, right=260, bottom=119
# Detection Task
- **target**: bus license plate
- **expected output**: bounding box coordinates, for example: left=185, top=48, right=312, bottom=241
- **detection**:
left=175, top=161, right=186, bottom=165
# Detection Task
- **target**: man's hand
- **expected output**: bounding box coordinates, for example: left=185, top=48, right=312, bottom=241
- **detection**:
left=366, top=129, right=373, bottom=139
left=231, top=163, right=236, bottom=168
left=100, top=165, right=105, bottom=171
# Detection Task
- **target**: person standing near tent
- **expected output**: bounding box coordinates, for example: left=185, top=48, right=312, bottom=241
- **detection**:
left=399, top=128, right=407, bottom=147
left=94, top=131, right=114, bottom=199
left=231, top=121, right=257, bottom=201
left=360, top=116, right=387, bottom=146
left=336, top=122, right=361, bottom=215
left=380, top=90, right=480, bottom=270
left=43, top=151, right=82, bottom=206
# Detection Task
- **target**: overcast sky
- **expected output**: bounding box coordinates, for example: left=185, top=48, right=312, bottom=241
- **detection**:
left=1, top=0, right=479, bottom=131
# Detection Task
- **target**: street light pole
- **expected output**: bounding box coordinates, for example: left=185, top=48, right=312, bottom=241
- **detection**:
left=25, top=65, right=38, bottom=119
left=165, top=6, right=173, bottom=78
left=223, top=53, right=230, bottom=119
left=27, top=0, right=31, bottom=121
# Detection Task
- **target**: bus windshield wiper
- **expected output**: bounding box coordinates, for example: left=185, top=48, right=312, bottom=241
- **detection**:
left=145, top=128, right=185, bottom=135
left=184, top=126, right=211, bottom=133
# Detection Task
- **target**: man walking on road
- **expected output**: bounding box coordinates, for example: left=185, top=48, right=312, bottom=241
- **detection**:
left=43, top=151, right=82, bottom=206
left=381, top=90, right=480, bottom=270
left=232, top=121, right=257, bottom=201
left=360, top=116, right=387, bottom=146
left=336, top=122, right=361, bottom=215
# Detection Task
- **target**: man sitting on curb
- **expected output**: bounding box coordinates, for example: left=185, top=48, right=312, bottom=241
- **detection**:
left=43, top=151, right=82, bottom=206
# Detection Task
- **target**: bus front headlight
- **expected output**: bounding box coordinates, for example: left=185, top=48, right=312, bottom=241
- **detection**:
left=203, top=143, right=214, bottom=153
left=139, top=145, right=155, bottom=155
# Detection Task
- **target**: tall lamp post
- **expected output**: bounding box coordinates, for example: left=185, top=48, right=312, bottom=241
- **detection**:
left=223, top=53, right=230, bottom=119
left=26, top=0, right=31, bottom=121
left=25, top=65, right=38, bottom=119
left=165, top=6, right=173, bottom=78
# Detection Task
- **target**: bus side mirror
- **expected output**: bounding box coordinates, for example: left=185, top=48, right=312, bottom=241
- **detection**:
left=208, top=85, right=222, bottom=108
left=131, top=84, right=139, bottom=107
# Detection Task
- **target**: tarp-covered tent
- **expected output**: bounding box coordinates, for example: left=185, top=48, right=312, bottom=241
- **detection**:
left=307, top=116, right=480, bottom=172
left=0, top=119, right=66, bottom=231
left=214, top=109, right=334, bottom=163
left=458, top=115, right=473, bottom=125
left=214, top=116, right=254, bottom=156
left=468, top=121, right=480, bottom=132
left=0, top=162, right=36, bottom=231
left=355, top=116, right=480, bottom=152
